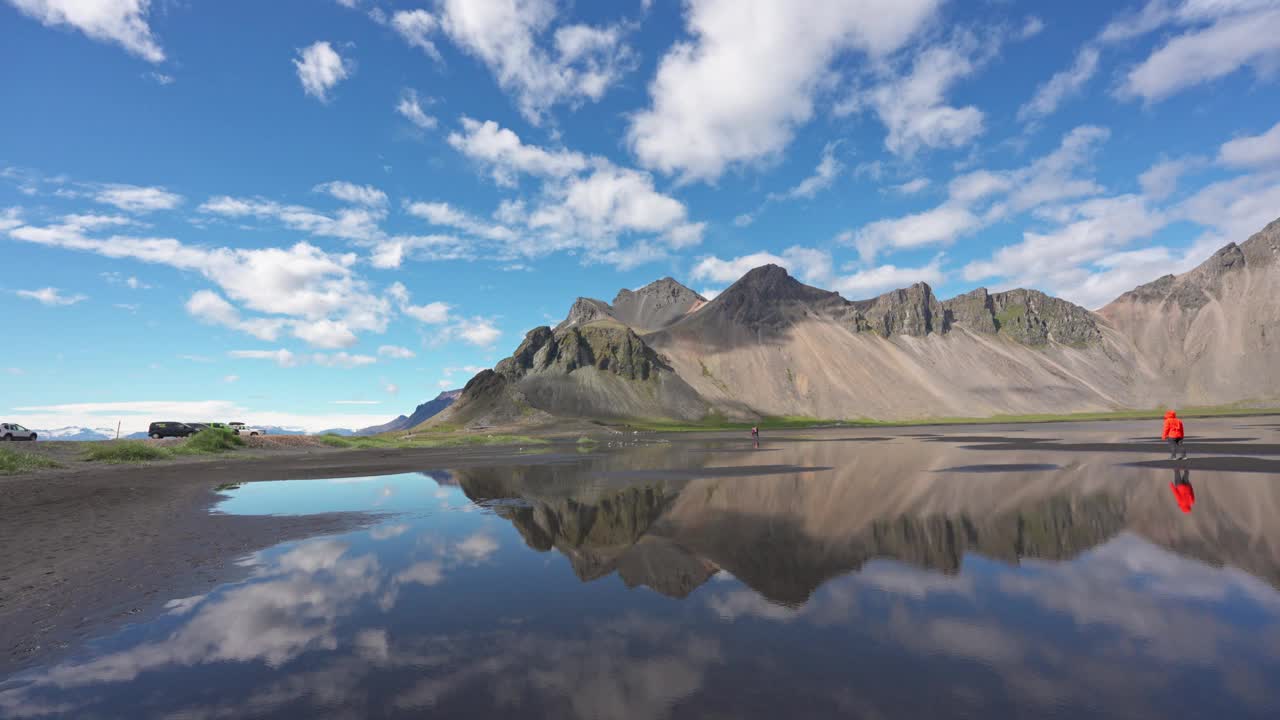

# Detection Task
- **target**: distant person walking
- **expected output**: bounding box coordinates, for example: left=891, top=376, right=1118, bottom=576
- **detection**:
left=751, top=425, right=759, bottom=449
left=1170, top=468, right=1195, bottom=513
left=1162, top=410, right=1187, bottom=460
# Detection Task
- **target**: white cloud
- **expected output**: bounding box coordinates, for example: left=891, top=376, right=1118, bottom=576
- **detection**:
left=847, top=205, right=981, bottom=262
left=395, top=88, right=437, bottom=129
left=841, top=125, right=1110, bottom=263
left=0, top=207, right=23, bottom=232
left=313, top=181, right=387, bottom=208
left=293, top=318, right=359, bottom=349
left=629, top=0, right=941, bottom=181
left=377, top=345, right=415, bottom=359
left=229, top=349, right=299, bottom=368
left=185, top=290, right=286, bottom=342
left=198, top=195, right=385, bottom=242
left=447, top=117, right=587, bottom=185
left=406, top=201, right=516, bottom=242
left=1018, top=46, right=1100, bottom=124
left=891, top=178, right=931, bottom=194
left=1138, top=156, right=1204, bottom=200
left=774, top=142, right=843, bottom=200
left=450, top=317, right=502, bottom=347
left=9, top=222, right=394, bottom=346
left=102, top=270, right=150, bottom=288
left=962, top=194, right=1169, bottom=308
left=832, top=256, right=945, bottom=297
left=691, top=246, right=833, bottom=287
left=387, top=282, right=452, bottom=324
left=312, top=352, right=377, bottom=368
left=1177, top=171, right=1280, bottom=249
left=223, top=375, right=239, bottom=384
left=147, top=71, right=173, bottom=85
left=436, top=0, right=635, bottom=122
left=1118, top=7, right=1280, bottom=102
left=855, top=35, right=988, bottom=156
left=1218, top=121, right=1280, bottom=169
left=391, top=9, right=440, bottom=59
left=531, top=165, right=691, bottom=244
left=7, top=0, right=165, bottom=62
left=384, top=382, right=399, bottom=395
left=94, top=184, right=182, bottom=213
left=15, top=286, right=86, bottom=306
left=294, top=41, right=352, bottom=102
left=444, top=118, right=702, bottom=261
left=1019, top=16, right=1045, bottom=40
left=368, top=234, right=472, bottom=268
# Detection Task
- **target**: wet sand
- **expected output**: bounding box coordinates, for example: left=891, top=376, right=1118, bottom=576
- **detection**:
left=0, top=444, right=577, bottom=675
left=3, top=417, right=1278, bottom=677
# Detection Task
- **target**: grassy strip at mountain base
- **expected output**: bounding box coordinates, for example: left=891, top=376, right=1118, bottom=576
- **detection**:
left=317, top=433, right=547, bottom=449
left=853, top=404, right=1280, bottom=427
left=621, top=405, right=1280, bottom=432
left=624, top=415, right=841, bottom=432
left=0, top=447, right=65, bottom=474
left=84, top=429, right=245, bottom=463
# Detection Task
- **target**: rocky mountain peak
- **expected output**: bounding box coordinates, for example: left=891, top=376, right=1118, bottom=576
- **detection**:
left=1110, top=217, right=1280, bottom=312
left=612, top=277, right=704, bottom=307
left=556, top=297, right=615, bottom=331
left=855, top=282, right=947, bottom=338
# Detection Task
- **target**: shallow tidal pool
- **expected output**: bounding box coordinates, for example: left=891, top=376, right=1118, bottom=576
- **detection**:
left=5, top=422, right=1280, bottom=719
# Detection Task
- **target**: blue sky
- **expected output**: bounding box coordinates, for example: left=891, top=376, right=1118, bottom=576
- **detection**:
left=3, top=0, right=1280, bottom=432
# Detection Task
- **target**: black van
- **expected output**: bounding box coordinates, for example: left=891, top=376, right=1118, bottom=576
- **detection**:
left=148, top=422, right=197, bottom=439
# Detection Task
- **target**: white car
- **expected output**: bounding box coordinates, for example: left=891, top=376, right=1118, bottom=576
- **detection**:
left=1, top=423, right=38, bottom=441
left=228, top=422, right=264, bottom=436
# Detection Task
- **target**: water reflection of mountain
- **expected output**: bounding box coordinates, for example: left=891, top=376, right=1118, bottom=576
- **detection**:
left=454, top=438, right=1280, bottom=605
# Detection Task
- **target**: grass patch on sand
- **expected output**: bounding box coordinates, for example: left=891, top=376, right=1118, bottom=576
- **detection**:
left=626, top=415, right=840, bottom=432
left=174, top=428, right=244, bottom=454
left=844, top=405, right=1280, bottom=427
left=85, top=429, right=246, bottom=464
left=0, top=447, right=64, bottom=474
left=619, top=404, right=1280, bottom=432
left=84, top=441, right=173, bottom=463
left=318, top=433, right=547, bottom=449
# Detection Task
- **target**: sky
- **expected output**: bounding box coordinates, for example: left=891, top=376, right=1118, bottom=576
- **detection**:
left=3, top=0, right=1280, bottom=433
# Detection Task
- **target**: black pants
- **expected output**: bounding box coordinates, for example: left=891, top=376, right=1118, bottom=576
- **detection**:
left=1167, top=437, right=1186, bottom=458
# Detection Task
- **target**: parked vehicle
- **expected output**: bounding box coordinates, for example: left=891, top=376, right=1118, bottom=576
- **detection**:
left=228, top=422, right=264, bottom=436
left=148, top=421, right=198, bottom=439
left=0, top=422, right=37, bottom=441
left=186, top=423, right=212, bottom=433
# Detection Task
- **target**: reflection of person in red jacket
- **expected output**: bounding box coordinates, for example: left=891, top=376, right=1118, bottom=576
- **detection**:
left=1162, top=410, right=1187, bottom=459
left=1170, top=468, right=1195, bottom=513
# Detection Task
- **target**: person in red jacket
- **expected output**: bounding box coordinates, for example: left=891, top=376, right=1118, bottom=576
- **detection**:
left=1170, top=468, right=1195, bottom=513
left=1162, top=410, right=1187, bottom=459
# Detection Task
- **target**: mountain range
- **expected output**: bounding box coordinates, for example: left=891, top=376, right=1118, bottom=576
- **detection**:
left=355, top=390, right=462, bottom=435
left=427, top=217, right=1280, bottom=429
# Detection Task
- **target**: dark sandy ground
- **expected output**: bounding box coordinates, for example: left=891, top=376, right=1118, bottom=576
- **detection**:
left=3, top=417, right=1277, bottom=677
left=0, top=444, right=579, bottom=676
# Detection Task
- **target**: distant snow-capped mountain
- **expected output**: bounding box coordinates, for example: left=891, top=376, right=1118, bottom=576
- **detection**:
left=33, top=426, right=119, bottom=441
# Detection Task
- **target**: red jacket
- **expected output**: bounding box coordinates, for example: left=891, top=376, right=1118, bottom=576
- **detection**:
left=1170, top=482, right=1195, bottom=513
left=1162, top=411, right=1184, bottom=440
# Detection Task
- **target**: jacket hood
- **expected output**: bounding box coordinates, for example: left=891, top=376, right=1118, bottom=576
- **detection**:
left=1165, top=410, right=1178, bottom=419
